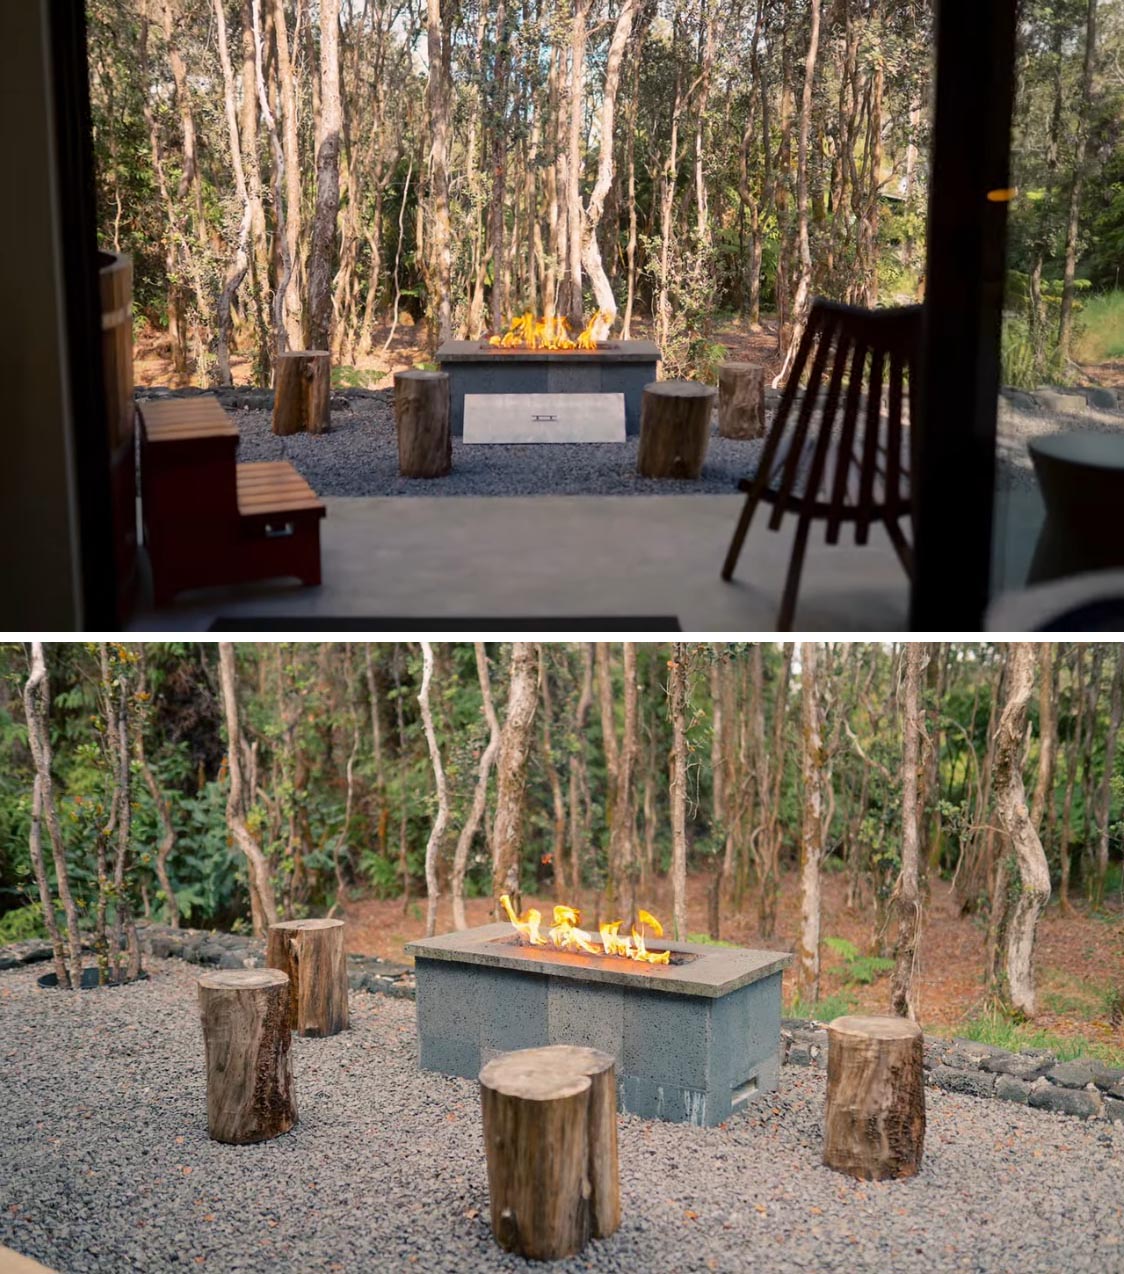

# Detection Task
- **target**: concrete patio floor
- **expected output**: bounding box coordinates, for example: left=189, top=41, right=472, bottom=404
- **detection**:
left=130, top=494, right=912, bottom=632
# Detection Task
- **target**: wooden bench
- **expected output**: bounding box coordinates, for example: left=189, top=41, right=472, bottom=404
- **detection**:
left=139, top=396, right=325, bottom=606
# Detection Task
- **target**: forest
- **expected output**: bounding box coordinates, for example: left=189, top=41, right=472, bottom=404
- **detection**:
left=2, top=642, right=1122, bottom=1056
left=86, top=0, right=1124, bottom=387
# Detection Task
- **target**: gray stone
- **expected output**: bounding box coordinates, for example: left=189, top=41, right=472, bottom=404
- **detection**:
left=1028, top=1084, right=1102, bottom=1119
left=1000, top=388, right=1038, bottom=411
left=1034, top=389, right=1088, bottom=415
left=1087, top=387, right=1120, bottom=411
left=217, top=951, right=249, bottom=970
left=994, top=1074, right=1031, bottom=1104
left=922, top=1039, right=946, bottom=1071
left=464, top=392, right=626, bottom=444
left=1108, top=1082, right=1124, bottom=1101
left=944, top=1039, right=1011, bottom=1068
left=1105, top=1097, right=1124, bottom=1124
left=1047, top=1059, right=1099, bottom=1089
left=928, top=1066, right=997, bottom=1099
left=980, top=1050, right=1055, bottom=1080
left=787, top=1044, right=813, bottom=1067
left=1088, top=1062, right=1124, bottom=1091
left=0, top=939, right=54, bottom=969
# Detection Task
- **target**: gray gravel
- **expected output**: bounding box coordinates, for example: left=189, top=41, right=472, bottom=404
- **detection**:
left=219, top=387, right=1124, bottom=499
left=2, top=958, right=1122, bottom=1274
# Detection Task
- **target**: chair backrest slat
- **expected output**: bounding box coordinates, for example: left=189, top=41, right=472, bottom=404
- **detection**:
left=748, top=307, right=824, bottom=503
left=767, top=307, right=840, bottom=530
left=886, top=345, right=906, bottom=513
left=826, top=338, right=869, bottom=540
left=855, top=344, right=885, bottom=540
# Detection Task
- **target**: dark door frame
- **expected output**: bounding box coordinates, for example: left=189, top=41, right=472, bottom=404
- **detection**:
left=911, top=0, right=1019, bottom=630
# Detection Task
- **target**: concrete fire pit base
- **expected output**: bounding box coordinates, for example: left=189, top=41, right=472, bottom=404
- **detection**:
left=405, top=923, right=790, bottom=1127
left=436, top=340, right=660, bottom=437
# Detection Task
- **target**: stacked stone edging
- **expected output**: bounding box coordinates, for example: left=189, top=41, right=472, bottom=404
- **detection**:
left=0, top=922, right=415, bottom=1000
left=783, top=1019, right=1124, bottom=1125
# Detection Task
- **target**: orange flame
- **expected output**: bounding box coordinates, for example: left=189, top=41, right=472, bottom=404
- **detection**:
left=488, top=310, right=611, bottom=351
left=500, top=894, right=671, bottom=965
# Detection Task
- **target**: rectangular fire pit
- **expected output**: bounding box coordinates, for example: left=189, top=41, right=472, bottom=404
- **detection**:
left=405, top=923, right=790, bottom=1127
left=436, top=340, right=660, bottom=438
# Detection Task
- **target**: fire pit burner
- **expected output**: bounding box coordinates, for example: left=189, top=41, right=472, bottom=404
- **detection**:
left=406, top=922, right=791, bottom=1126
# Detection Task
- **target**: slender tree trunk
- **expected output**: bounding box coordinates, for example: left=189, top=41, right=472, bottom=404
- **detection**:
left=364, top=644, right=387, bottom=857
left=539, top=649, right=569, bottom=899
left=1030, top=644, right=1057, bottom=848
left=218, top=644, right=279, bottom=934
left=797, top=642, right=825, bottom=1004
left=1093, top=648, right=1124, bottom=906
left=567, top=644, right=595, bottom=910
left=452, top=644, right=502, bottom=930
left=1058, top=0, right=1097, bottom=358
left=492, top=643, right=540, bottom=917
left=273, top=0, right=304, bottom=349
left=891, top=645, right=926, bottom=1020
left=994, top=644, right=1052, bottom=1017
left=418, top=642, right=449, bottom=937
left=669, top=643, right=690, bottom=940
left=23, top=644, right=82, bottom=987
left=425, top=0, right=454, bottom=344
left=307, top=0, right=341, bottom=351
left=27, top=774, right=69, bottom=988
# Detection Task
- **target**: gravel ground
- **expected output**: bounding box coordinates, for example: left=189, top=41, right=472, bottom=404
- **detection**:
left=218, top=388, right=1124, bottom=499
left=2, top=959, right=1122, bottom=1274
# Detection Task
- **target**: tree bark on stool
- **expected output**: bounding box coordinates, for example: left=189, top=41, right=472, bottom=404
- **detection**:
left=718, top=362, right=766, bottom=439
left=266, top=918, right=349, bottom=1037
left=198, top=969, right=296, bottom=1144
left=394, top=370, right=451, bottom=477
left=272, top=351, right=331, bottom=436
left=636, top=380, right=715, bottom=479
left=479, top=1044, right=621, bottom=1260
left=823, top=1015, right=925, bottom=1180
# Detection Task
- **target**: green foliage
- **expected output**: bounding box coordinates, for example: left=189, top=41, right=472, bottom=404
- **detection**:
left=949, top=1011, right=1124, bottom=1066
left=788, top=990, right=859, bottom=1022
left=1073, top=291, right=1124, bottom=365
left=0, top=902, right=47, bottom=944
left=823, top=935, right=895, bottom=986
left=332, top=365, right=387, bottom=389
left=685, top=933, right=738, bottom=948
left=1000, top=272, right=1083, bottom=389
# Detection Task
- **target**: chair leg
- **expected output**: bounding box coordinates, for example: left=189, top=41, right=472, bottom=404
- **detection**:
left=777, top=515, right=812, bottom=632
left=884, top=517, right=914, bottom=580
left=721, top=489, right=762, bottom=581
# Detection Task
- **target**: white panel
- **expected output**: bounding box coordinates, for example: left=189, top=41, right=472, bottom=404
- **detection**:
left=463, top=392, right=626, bottom=443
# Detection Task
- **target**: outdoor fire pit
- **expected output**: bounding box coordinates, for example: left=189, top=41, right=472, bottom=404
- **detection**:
left=405, top=920, right=790, bottom=1127
left=436, top=339, right=660, bottom=437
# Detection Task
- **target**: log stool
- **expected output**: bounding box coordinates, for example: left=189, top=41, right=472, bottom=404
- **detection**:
left=823, top=1015, right=925, bottom=1180
left=718, top=362, right=767, bottom=439
left=198, top=969, right=297, bottom=1144
left=272, top=350, right=331, bottom=436
left=394, top=370, right=451, bottom=477
left=636, top=380, right=715, bottom=479
left=479, top=1045, right=621, bottom=1260
left=266, top=918, right=349, bottom=1037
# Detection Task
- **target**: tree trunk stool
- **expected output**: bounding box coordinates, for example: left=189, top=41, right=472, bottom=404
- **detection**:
left=272, top=351, right=331, bottom=436
left=636, top=381, right=715, bottom=479
left=394, top=370, right=451, bottom=477
left=198, top=969, right=297, bottom=1144
left=718, top=362, right=767, bottom=439
left=823, top=1015, right=925, bottom=1180
left=1027, top=432, right=1124, bottom=582
left=266, top=918, right=349, bottom=1037
left=479, top=1045, right=621, bottom=1260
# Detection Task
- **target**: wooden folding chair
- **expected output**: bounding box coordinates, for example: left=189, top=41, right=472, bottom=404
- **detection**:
left=721, top=298, right=922, bottom=630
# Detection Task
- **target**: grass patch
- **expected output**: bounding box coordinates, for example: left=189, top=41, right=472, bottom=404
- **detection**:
left=332, top=365, right=387, bottom=389
left=1074, top=291, right=1124, bottom=364
left=1038, top=967, right=1117, bottom=1022
left=823, top=935, right=895, bottom=986
left=685, top=933, right=739, bottom=948
left=943, top=1010, right=1124, bottom=1065
left=788, top=990, right=859, bottom=1022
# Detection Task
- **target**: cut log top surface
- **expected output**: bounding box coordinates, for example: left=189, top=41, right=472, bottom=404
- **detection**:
left=269, top=918, right=345, bottom=933
left=828, top=1014, right=922, bottom=1040
left=395, top=370, right=448, bottom=382
left=720, top=361, right=764, bottom=372
left=197, top=968, right=289, bottom=992
left=480, top=1045, right=614, bottom=1101
left=645, top=380, right=716, bottom=398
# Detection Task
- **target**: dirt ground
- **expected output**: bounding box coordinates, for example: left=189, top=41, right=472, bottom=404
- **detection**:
left=341, top=869, right=1124, bottom=1048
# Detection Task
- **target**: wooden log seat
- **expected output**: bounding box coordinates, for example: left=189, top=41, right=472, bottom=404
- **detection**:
left=266, top=917, right=349, bottom=1038
left=479, top=1044, right=621, bottom=1260
left=636, top=380, right=715, bottom=479
left=198, top=968, right=297, bottom=1145
left=822, top=1014, right=925, bottom=1181
left=717, top=361, right=767, bottom=439
left=138, top=396, right=325, bottom=606
left=272, top=351, right=331, bottom=437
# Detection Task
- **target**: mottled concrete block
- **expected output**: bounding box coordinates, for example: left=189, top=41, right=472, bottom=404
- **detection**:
left=547, top=978, right=624, bottom=1059
left=1105, top=1097, right=1124, bottom=1124
left=995, top=1074, right=1031, bottom=1104
left=619, top=1074, right=712, bottom=1127
left=928, top=1065, right=997, bottom=1099
left=623, top=988, right=711, bottom=1089
left=476, top=968, right=549, bottom=1056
